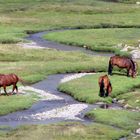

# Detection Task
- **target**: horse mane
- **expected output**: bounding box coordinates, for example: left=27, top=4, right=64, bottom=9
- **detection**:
left=108, top=58, right=112, bottom=75
left=99, top=78, right=105, bottom=97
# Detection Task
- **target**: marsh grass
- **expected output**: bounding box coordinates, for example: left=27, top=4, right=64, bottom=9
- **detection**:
left=58, top=73, right=140, bottom=104
left=0, top=122, right=129, bottom=140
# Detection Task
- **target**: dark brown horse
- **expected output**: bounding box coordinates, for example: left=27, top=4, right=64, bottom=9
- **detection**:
left=108, top=56, right=137, bottom=78
left=0, top=73, right=24, bottom=95
left=98, top=75, right=112, bottom=97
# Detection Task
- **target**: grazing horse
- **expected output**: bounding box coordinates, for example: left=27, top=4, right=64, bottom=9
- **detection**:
left=0, top=73, right=24, bottom=95
left=108, top=56, right=137, bottom=78
left=98, top=75, right=112, bottom=97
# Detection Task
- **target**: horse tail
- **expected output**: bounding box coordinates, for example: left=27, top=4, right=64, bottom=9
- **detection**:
left=18, top=77, right=30, bottom=86
left=99, top=79, right=105, bottom=97
left=108, top=58, right=112, bottom=75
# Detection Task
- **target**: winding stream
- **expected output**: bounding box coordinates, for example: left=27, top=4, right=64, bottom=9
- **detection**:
left=0, top=30, right=121, bottom=128
left=25, top=29, right=114, bottom=57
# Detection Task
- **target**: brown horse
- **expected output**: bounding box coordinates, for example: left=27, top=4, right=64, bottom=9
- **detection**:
left=0, top=73, right=25, bottom=95
left=98, top=75, right=112, bottom=97
left=108, top=56, right=137, bottom=78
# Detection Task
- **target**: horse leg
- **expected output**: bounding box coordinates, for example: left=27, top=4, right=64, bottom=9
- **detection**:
left=108, top=59, right=113, bottom=75
left=99, top=80, right=105, bottom=97
left=15, top=85, right=18, bottom=94
left=0, top=88, right=1, bottom=95
left=99, top=89, right=104, bottom=97
left=3, top=86, right=8, bottom=96
left=127, top=69, right=130, bottom=77
left=11, top=84, right=17, bottom=95
left=105, top=88, right=109, bottom=97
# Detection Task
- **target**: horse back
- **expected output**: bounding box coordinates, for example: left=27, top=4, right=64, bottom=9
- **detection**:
left=99, top=75, right=109, bottom=87
left=111, top=56, right=131, bottom=68
left=0, top=73, right=19, bottom=86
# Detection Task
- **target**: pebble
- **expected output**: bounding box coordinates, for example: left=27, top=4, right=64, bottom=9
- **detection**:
left=136, top=128, right=140, bottom=134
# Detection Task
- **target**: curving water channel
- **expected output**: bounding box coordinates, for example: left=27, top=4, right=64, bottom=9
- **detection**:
left=0, top=30, right=120, bottom=128
left=25, top=29, right=114, bottom=57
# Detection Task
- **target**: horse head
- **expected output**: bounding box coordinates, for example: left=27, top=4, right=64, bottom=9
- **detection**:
left=129, top=60, right=138, bottom=78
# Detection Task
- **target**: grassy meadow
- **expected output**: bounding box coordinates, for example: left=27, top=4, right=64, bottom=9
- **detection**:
left=0, top=0, right=139, bottom=139
left=86, top=109, right=140, bottom=131
left=0, top=44, right=109, bottom=115
left=0, top=93, right=38, bottom=115
left=59, top=73, right=140, bottom=137
left=0, top=0, right=139, bottom=43
left=58, top=73, right=140, bottom=104
left=117, top=88, right=140, bottom=108
left=44, top=28, right=140, bottom=54
left=0, top=44, right=110, bottom=83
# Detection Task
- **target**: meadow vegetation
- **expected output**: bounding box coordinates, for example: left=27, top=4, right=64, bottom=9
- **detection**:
left=0, top=93, right=38, bottom=115
left=86, top=109, right=140, bottom=131
left=117, top=88, right=140, bottom=108
left=0, top=44, right=109, bottom=115
left=44, top=28, right=140, bottom=54
left=0, top=0, right=139, bottom=43
left=0, top=122, right=129, bottom=140
left=58, top=73, right=140, bottom=104
left=0, top=0, right=139, bottom=139
left=0, top=44, right=111, bottom=83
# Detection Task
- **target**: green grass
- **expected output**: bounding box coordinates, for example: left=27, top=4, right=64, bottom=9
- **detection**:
left=0, top=0, right=139, bottom=43
left=86, top=108, right=140, bottom=131
left=58, top=73, right=140, bottom=104
left=117, top=89, right=140, bottom=108
left=0, top=44, right=111, bottom=83
left=0, top=44, right=109, bottom=115
left=128, top=135, right=140, bottom=140
left=44, top=28, right=140, bottom=54
left=0, top=93, right=38, bottom=115
left=0, top=122, right=129, bottom=140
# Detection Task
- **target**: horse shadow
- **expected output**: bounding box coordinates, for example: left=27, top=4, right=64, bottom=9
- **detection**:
left=111, top=72, right=127, bottom=77
left=0, top=92, right=19, bottom=96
